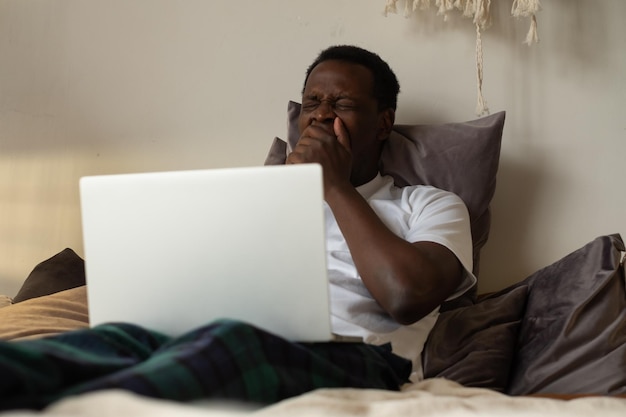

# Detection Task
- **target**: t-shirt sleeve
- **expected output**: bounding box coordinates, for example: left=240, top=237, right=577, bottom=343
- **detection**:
left=403, top=186, right=477, bottom=300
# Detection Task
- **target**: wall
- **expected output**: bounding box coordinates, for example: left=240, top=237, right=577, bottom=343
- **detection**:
left=1, top=0, right=624, bottom=297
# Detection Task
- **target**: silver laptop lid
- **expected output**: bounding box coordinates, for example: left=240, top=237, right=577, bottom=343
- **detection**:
left=80, top=163, right=332, bottom=341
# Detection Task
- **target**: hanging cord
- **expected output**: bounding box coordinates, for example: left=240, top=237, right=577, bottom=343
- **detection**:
left=475, top=22, right=489, bottom=116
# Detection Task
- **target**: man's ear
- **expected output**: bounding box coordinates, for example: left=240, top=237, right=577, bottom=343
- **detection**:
left=377, top=108, right=395, bottom=141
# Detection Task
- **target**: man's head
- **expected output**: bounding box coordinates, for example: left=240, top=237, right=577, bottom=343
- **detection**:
left=302, top=45, right=400, bottom=112
left=298, top=45, right=400, bottom=186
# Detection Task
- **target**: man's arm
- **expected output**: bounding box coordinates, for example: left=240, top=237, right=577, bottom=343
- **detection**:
left=287, top=118, right=464, bottom=325
left=325, top=183, right=463, bottom=324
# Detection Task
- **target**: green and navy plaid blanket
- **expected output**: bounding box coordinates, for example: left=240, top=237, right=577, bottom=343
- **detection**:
left=0, top=319, right=411, bottom=411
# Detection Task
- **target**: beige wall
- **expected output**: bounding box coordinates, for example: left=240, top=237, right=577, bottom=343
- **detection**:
left=1, top=0, right=625, bottom=297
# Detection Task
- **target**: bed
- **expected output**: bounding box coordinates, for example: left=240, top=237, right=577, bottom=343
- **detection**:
left=1, top=105, right=625, bottom=415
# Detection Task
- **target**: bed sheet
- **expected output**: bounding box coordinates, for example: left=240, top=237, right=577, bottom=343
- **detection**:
left=3, top=379, right=626, bottom=417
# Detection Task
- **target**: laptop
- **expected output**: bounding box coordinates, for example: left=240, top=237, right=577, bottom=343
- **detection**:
left=80, top=163, right=354, bottom=342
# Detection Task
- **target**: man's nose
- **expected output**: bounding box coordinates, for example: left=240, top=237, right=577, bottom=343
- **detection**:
left=313, top=101, right=335, bottom=122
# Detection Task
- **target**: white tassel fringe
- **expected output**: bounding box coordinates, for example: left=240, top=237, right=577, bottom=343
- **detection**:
left=512, top=0, right=541, bottom=45
left=383, top=0, right=542, bottom=115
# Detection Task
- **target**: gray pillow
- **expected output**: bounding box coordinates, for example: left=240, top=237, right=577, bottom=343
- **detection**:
left=508, top=233, right=626, bottom=395
left=422, top=285, right=528, bottom=392
left=265, top=101, right=505, bottom=281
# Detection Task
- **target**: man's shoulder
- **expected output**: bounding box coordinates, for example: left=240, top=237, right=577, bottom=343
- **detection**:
left=392, top=181, right=464, bottom=206
left=367, top=175, right=468, bottom=215
left=378, top=174, right=451, bottom=194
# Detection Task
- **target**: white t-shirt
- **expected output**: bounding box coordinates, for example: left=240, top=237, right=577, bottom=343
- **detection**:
left=325, top=174, right=476, bottom=382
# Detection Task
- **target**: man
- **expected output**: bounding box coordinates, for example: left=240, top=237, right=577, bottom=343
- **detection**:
left=288, top=45, right=475, bottom=381
left=0, top=45, right=474, bottom=410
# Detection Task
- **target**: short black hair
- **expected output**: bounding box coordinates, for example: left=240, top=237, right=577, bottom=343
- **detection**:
left=302, top=45, right=400, bottom=111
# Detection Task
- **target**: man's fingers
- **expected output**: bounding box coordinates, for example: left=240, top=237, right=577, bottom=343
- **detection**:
left=333, top=118, right=351, bottom=152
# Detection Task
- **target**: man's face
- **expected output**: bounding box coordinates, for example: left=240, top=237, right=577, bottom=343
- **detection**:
left=298, top=60, right=392, bottom=185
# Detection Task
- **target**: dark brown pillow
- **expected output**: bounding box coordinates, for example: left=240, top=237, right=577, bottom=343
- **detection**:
left=12, top=248, right=86, bottom=303
left=265, top=101, right=505, bottom=281
left=422, top=285, right=528, bottom=392
left=508, top=233, right=626, bottom=395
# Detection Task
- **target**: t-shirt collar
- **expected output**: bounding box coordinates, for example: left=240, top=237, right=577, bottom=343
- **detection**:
left=355, top=173, right=386, bottom=200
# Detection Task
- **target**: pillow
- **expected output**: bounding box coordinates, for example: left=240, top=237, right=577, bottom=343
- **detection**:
left=508, top=233, right=626, bottom=396
left=422, top=285, right=528, bottom=392
left=12, top=248, right=86, bottom=303
left=0, top=286, right=89, bottom=341
left=265, top=101, right=506, bottom=282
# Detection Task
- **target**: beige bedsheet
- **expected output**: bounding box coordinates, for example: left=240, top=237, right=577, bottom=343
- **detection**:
left=3, top=379, right=626, bottom=417
left=0, top=286, right=88, bottom=341
left=0, top=295, right=12, bottom=308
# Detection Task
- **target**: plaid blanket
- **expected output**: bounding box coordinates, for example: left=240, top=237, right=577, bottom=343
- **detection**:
left=0, top=319, right=411, bottom=411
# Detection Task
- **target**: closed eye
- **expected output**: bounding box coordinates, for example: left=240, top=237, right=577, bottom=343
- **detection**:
left=335, top=101, right=357, bottom=111
left=301, top=97, right=320, bottom=111
left=301, top=97, right=358, bottom=112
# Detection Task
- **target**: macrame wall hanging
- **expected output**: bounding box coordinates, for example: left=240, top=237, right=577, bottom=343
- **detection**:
left=383, top=0, right=542, bottom=116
